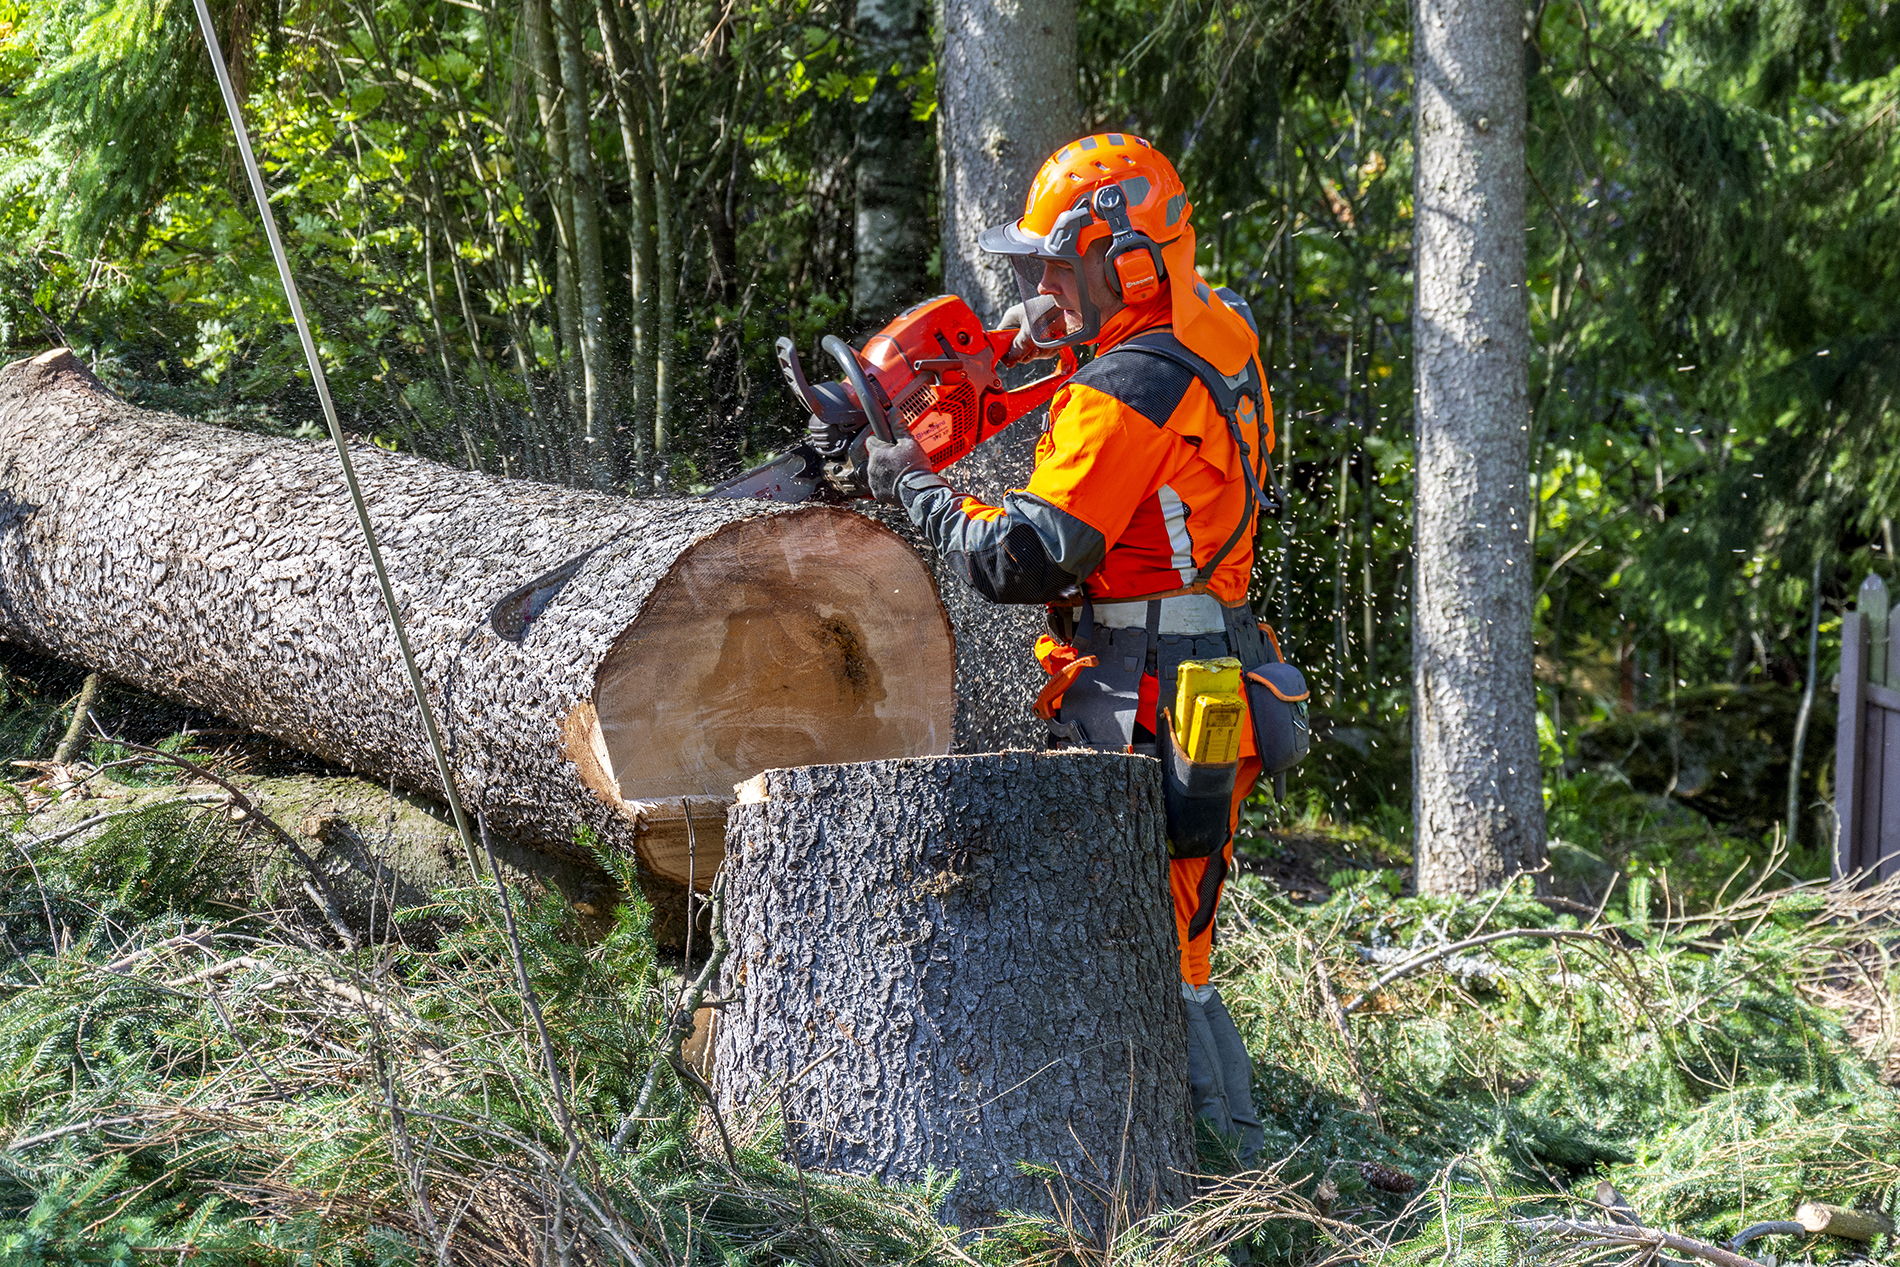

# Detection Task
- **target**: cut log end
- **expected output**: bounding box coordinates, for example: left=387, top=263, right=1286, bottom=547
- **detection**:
left=0, top=354, right=962, bottom=906
left=572, top=507, right=958, bottom=887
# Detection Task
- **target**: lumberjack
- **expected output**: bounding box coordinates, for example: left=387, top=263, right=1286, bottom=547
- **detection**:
left=864, top=134, right=1311, bottom=1158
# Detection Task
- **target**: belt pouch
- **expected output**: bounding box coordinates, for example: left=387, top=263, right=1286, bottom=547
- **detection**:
left=1244, top=661, right=1312, bottom=775
left=1161, top=708, right=1239, bottom=858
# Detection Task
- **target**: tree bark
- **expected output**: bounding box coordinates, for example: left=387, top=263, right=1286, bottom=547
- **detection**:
left=933, top=0, right=1079, bottom=751
left=0, top=349, right=957, bottom=889
left=623, top=0, right=680, bottom=486
left=597, top=0, right=658, bottom=483
left=851, top=0, right=934, bottom=327
left=553, top=0, right=613, bottom=485
left=937, top=0, right=1077, bottom=323
left=1410, top=0, right=1545, bottom=893
left=526, top=0, right=586, bottom=432
left=714, top=751, right=1194, bottom=1231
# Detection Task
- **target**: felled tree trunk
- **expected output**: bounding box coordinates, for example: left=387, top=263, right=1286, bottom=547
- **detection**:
left=714, top=752, right=1194, bottom=1231
left=0, top=350, right=957, bottom=885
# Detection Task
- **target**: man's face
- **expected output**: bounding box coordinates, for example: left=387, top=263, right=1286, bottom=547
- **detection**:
left=1036, top=241, right=1123, bottom=336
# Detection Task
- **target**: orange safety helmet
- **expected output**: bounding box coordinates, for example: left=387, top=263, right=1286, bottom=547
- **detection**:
left=978, top=134, right=1258, bottom=379
left=979, top=133, right=1190, bottom=348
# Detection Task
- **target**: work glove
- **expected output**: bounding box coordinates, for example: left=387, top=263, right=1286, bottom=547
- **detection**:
left=997, top=295, right=1066, bottom=367
left=864, top=425, right=947, bottom=508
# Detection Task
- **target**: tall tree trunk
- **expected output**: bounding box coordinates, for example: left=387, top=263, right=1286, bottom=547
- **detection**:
left=933, top=0, right=1078, bottom=750
left=526, top=0, right=586, bottom=435
left=0, top=350, right=957, bottom=891
left=715, top=751, right=1193, bottom=1229
left=553, top=0, right=613, bottom=486
left=623, top=0, right=679, bottom=488
left=851, top=0, right=934, bottom=327
left=1787, top=554, right=1824, bottom=848
left=599, top=0, right=656, bottom=480
left=1411, top=0, right=1545, bottom=893
left=937, top=0, right=1077, bottom=323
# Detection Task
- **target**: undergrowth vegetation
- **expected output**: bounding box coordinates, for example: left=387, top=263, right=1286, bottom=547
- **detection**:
left=0, top=694, right=1895, bottom=1263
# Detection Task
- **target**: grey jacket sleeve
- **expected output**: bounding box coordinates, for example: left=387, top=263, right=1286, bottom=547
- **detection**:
left=896, top=474, right=1108, bottom=605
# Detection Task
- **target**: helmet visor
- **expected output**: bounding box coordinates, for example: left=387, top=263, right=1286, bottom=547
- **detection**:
left=1015, top=257, right=1102, bottom=350
left=979, top=209, right=1103, bottom=349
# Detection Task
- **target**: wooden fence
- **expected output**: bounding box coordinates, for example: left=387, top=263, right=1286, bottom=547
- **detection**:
left=1835, top=573, right=1900, bottom=884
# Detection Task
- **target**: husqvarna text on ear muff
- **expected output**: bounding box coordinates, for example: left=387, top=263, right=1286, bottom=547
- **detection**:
left=1091, top=183, right=1166, bottom=304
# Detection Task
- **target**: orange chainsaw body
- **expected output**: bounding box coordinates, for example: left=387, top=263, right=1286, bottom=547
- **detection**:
left=707, top=294, right=1076, bottom=503
left=859, top=295, right=1077, bottom=472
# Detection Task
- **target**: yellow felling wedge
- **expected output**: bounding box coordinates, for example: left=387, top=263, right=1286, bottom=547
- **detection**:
left=1173, top=657, right=1244, bottom=763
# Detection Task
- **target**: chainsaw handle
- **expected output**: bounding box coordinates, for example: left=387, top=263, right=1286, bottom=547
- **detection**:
left=821, top=335, right=893, bottom=444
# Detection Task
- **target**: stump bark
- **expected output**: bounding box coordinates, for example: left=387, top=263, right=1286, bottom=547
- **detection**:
left=714, top=751, right=1194, bottom=1230
left=0, top=350, right=957, bottom=882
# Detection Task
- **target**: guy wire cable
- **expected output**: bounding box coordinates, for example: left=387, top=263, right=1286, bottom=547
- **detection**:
left=189, top=0, right=484, bottom=881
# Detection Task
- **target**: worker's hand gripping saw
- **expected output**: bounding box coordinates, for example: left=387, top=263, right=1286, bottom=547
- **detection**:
left=705, top=294, right=1077, bottom=503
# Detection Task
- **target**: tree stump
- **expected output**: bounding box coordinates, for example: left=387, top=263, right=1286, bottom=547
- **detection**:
left=714, top=751, right=1194, bottom=1231
left=0, top=350, right=957, bottom=887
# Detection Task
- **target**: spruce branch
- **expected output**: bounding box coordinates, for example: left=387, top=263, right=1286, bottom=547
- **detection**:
left=1340, top=928, right=1620, bottom=1014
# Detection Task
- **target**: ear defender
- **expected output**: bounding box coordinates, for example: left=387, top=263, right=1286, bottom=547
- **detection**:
left=1090, top=183, right=1166, bottom=304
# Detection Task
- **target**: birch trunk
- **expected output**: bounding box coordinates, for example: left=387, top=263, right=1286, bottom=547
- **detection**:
left=526, top=0, right=585, bottom=432
left=627, top=0, right=678, bottom=487
left=1411, top=0, right=1545, bottom=892
left=553, top=0, right=612, bottom=485
left=0, top=350, right=958, bottom=891
left=599, top=0, right=657, bottom=476
left=715, top=751, right=1193, bottom=1231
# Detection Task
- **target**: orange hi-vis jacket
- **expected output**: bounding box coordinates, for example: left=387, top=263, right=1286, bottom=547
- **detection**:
left=897, top=290, right=1275, bottom=986
left=903, top=292, right=1272, bottom=608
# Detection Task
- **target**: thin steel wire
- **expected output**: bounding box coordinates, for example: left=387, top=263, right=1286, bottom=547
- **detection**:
left=188, top=0, right=482, bottom=879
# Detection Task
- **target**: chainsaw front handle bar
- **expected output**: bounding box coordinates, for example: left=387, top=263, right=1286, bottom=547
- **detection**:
left=822, top=335, right=894, bottom=444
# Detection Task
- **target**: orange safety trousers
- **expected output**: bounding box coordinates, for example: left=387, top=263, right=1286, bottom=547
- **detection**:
left=1134, top=667, right=1261, bottom=986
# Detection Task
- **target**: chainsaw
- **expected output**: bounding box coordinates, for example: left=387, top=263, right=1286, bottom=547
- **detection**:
left=706, top=294, right=1078, bottom=503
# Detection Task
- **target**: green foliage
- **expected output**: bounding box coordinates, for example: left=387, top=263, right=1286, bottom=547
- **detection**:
left=2, top=734, right=1896, bottom=1264
left=0, top=778, right=970, bottom=1263
left=1212, top=869, right=1899, bottom=1260
left=2, top=0, right=1899, bottom=1256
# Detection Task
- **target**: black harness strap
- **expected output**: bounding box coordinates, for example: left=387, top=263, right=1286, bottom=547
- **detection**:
left=1094, top=332, right=1283, bottom=597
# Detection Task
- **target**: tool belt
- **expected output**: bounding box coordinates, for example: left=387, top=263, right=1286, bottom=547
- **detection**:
left=1046, top=591, right=1228, bottom=638
left=1039, top=599, right=1307, bottom=818
left=1039, top=596, right=1265, bottom=753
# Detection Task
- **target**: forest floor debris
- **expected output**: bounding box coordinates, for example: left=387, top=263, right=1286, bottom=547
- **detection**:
left=1, top=725, right=1896, bottom=1263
